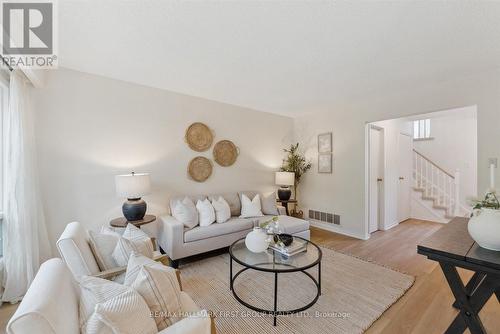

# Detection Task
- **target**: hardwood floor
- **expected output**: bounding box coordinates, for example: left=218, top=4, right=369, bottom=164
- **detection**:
left=1, top=219, right=498, bottom=333
left=310, top=219, right=500, bottom=334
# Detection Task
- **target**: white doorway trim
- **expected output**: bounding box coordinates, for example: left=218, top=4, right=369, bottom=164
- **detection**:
left=364, top=124, right=385, bottom=238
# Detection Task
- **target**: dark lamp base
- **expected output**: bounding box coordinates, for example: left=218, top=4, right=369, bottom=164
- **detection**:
left=122, top=198, right=147, bottom=221
left=277, top=188, right=292, bottom=201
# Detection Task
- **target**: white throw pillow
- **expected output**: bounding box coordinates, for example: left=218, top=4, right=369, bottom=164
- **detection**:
left=88, top=227, right=120, bottom=271
left=211, top=196, right=231, bottom=223
left=261, top=192, right=279, bottom=215
left=124, top=253, right=183, bottom=330
left=111, top=225, right=154, bottom=267
left=240, top=194, right=264, bottom=218
left=172, top=197, right=198, bottom=229
left=196, top=199, right=216, bottom=227
left=79, top=276, right=157, bottom=334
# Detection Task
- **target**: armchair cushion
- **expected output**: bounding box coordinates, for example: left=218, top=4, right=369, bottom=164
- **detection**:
left=79, top=276, right=156, bottom=334
left=88, top=227, right=120, bottom=271
left=158, top=310, right=212, bottom=334
left=112, top=224, right=154, bottom=267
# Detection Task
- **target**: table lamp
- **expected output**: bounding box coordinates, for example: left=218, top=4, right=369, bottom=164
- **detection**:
left=275, top=171, right=295, bottom=201
left=115, top=172, right=151, bottom=221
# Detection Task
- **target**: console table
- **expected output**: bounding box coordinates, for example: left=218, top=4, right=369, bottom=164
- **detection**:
left=276, top=199, right=297, bottom=216
left=417, top=217, right=500, bottom=334
left=110, top=214, right=156, bottom=228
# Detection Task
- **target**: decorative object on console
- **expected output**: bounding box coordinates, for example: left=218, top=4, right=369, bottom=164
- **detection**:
left=245, top=227, right=270, bottom=253
left=280, top=143, right=312, bottom=200
left=188, top=156, right=213, bottom=182
left=275, top=171, right=294, bottom=201
left=185, top=122, right=214, bottom=152
left=468, top=191, right=500, bottom=251
left=115, top=172, right=151, bottom=221
left=213, top=139, right=239, bottom=166
left=318, top=132, right=332, bottom=153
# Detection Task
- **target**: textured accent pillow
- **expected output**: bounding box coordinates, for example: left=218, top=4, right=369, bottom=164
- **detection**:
left=79, top=276, right=156, bottom=334
left=196, top=199, right=216, bottom=227
left=124, top=252, right=168, bottom=286
left=172, top=197, right=198, bottom=229
left=126, top=259, right=183, bottom=330
left=88, top=227, right=120, bottom=271
left=112, top=236, right=153, bottom=267
left=261, top=192, right=279, bottom=215
left=240, top=194, right=264, bottom=218
left=123, top=224, right=155, bottom=255
left=211, top=196, right=231, bottom=223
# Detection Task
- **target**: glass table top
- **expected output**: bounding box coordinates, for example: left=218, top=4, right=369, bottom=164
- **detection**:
left=229, top=237, right=322, bottom=272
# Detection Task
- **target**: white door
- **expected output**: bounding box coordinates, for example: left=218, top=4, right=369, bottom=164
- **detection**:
left=397, top=133, right=413, bottom=222
left=369, top=127, right=384, bottom=233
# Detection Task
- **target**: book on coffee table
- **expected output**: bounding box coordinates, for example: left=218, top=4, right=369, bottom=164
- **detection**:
left=269, top=238, right=308, bottom=257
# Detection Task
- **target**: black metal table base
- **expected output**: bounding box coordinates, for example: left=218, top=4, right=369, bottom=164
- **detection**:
left=439, top=263, right=500, bottom=334
left=229, top=258, right=322, bottom=326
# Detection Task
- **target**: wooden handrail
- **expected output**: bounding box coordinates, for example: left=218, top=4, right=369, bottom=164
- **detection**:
left=413, top=149, right=455, bottom=179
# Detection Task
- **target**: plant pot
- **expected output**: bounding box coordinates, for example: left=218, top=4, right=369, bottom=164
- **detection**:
left=468, top=208, right=500, bottom=251
left=245, top=227, right=270, bottom=253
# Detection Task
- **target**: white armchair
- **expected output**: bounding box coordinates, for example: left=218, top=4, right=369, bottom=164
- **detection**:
left=6, top=258, right=216, bottom=334
left=56, top=221, right=167, bottom=280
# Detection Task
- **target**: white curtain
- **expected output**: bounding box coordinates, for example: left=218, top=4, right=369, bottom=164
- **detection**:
left=2, top=71, right=50, bottom=303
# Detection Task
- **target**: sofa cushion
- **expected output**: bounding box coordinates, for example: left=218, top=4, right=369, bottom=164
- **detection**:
left=276, top=215, right=310, bottom=235
left=261, top=191, right=279, bottom=215
left=184, top=218, right=254, bottom=243
left=208, top=193, right=240, bottom=216
left=170, top=195, right=206, bottom=215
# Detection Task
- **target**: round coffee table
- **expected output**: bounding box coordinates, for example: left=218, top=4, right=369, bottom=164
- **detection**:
left=229, top=237, right=322, bottom=326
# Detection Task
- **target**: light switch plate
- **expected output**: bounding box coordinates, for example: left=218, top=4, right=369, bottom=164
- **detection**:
left=489, top=158, right=498, bottom=168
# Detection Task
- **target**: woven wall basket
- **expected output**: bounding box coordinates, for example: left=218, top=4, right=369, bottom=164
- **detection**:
left=188, top=156, right=213, bottom=182
left=185, top=122, right=214, bottom=152
left=213, top=140, right=239, bottom=167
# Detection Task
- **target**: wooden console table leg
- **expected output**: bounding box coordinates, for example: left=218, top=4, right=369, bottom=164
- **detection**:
left=440, top=263, right=494, bottom=334
left=452, top=272, right=486, bottom=309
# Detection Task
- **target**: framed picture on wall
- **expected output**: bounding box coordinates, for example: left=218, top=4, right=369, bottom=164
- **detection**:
left=318, top=153, right=332, bottom=173
left=318, top=132, right=332, bottom=153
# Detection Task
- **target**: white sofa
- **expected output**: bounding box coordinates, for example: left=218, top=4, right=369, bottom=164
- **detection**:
left=6, top=258, right=215, bottom=334
left=158, top=191, right=310, bottom=265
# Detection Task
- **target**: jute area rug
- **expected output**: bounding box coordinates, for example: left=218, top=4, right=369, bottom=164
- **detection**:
left=179, top=247, right=414, bottom=334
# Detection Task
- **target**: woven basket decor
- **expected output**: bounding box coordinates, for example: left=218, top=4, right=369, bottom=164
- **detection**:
left=188, top=156, right=213, bottom=182
left=185, top=122, right=213, bottom=152
left=213, top=140, right=239, bottom=167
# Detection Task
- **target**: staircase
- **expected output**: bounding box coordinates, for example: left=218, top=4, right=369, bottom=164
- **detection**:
left=412, top=149, right=460, bottom=220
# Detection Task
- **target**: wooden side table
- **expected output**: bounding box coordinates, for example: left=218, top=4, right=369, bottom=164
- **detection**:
left=276, top=199, right=298, bottom=216
left=110, top=214, right=156, bottom=229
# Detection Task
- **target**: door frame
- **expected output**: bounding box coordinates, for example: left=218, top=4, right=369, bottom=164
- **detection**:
left=365, top=124, right=385, bottom=237
left=397, top=132, right=413, bottom=224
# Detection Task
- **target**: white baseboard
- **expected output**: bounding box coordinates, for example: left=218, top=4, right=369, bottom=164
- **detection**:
left=309, top=220, right=369, bottom=240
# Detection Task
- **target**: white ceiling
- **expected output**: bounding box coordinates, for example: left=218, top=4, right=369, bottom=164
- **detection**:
left=59, top=1, right=500, bottom=117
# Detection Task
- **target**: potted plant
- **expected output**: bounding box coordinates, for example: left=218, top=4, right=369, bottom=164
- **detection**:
left=468, top=191, right=500, bottom=251
left=280, top=143, right=312, bottom=201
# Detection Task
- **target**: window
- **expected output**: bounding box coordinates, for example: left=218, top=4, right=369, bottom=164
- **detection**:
left=413, top=119, right=431, bottom=139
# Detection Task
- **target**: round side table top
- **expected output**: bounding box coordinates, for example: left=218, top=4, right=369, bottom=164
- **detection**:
left=110, top=214, right=156, bottom=228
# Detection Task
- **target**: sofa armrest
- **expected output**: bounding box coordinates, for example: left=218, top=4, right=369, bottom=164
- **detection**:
left=277, top=206, right=287, bottom=216
left=158, top=215, right=185, bottom=260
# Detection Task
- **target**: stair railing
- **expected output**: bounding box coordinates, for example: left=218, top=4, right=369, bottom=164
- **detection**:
left=413, top=149, right=460, bottom=216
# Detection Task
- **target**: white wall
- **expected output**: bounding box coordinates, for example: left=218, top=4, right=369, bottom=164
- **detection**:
left=294, top=70, right=500, bottom=239
left=31, top=69, right=293, bottom=250
left=412, top=106, right=478, bottom=208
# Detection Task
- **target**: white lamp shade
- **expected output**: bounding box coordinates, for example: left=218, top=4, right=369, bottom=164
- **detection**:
left=275, top=171, right=295, bottom=186
left=115, top=173, right=151, bottom=199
